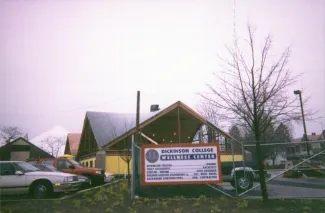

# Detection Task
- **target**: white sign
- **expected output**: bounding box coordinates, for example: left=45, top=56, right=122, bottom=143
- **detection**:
left=141, top=143, right=222, bottom=186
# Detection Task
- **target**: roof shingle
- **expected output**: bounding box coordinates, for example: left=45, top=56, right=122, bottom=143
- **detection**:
left=86, top=110, right=161, bottom=148
left=67, top=133, right=81, bottom=155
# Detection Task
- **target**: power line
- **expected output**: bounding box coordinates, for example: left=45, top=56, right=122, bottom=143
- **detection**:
left=56, top=93, right=136, bottom=114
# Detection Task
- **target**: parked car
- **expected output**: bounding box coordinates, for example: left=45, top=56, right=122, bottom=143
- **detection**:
left=223, top=160, right=271, bottom=192
left=104, top=172, right=115, bottom=181
left=0, top=161, right=81, bottom=199
left=32, top=164, right=91, bottom=189
left=28, top=157, right=105, bottom=186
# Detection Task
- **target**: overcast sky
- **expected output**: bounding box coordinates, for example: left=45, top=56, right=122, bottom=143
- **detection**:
left=0, top=0, right=324, bottom=139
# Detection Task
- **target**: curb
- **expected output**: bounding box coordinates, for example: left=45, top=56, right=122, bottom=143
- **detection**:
left=243, top=196, right=325, bottom=200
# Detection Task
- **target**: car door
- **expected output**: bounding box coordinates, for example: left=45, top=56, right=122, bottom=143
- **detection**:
left=57, top=159, right=75, bottom=174
left=0, top=163, right=27, bottom=195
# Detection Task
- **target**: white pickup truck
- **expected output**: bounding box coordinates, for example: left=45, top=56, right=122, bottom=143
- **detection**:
left=0, top=161, right=81, bottom=199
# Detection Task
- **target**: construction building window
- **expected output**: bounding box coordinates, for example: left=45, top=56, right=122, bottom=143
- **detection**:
left=90, top=160, right=93, bottom=167
left=86, top=162, right=88, bottom=167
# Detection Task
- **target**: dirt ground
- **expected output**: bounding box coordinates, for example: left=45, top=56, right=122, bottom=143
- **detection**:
left=1, top=180, right=325, bottom=213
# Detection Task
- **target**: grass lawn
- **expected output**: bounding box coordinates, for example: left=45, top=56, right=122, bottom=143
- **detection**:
left=1, top=180, right=325, bottom=213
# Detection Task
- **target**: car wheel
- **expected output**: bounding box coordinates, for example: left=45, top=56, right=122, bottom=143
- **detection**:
left=235, top=173, right=253, bottom=192
left=31, top=181, right=52, bottom=199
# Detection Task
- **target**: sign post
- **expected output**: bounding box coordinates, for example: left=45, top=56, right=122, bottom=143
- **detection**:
left=141, top=143, right=222, bottom=186
left=131, top=135, right=135, bottom=200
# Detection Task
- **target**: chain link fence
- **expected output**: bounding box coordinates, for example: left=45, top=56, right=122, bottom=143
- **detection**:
left=131, top=138, right=255, bottom=199
left=131, top=139, right=325, bottom=200
left=239, top=140, right=325, bottom=199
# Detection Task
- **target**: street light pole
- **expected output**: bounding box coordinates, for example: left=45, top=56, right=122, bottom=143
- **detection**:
left=294, top=90, right=310, bottom=156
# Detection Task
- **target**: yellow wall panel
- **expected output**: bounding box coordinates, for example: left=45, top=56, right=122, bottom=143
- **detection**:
left=105, top=156, right=133, bottom=175
left=220, top=155, right=243, bottom=162
left=80, top=157, right=96, bottom=167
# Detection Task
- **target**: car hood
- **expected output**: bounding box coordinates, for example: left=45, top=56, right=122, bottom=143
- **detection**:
left=76, top=167, right=102, bottom=172
left=25, top=171, right=75, bottom=177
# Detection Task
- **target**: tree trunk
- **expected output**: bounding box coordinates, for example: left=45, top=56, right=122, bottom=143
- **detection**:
left=127, top=160, right=131, bottom=187
left=255, top=140, right=268, bottom=202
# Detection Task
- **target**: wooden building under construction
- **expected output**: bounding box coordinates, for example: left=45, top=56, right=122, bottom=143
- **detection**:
left=76, top=101, right=243, bottom=175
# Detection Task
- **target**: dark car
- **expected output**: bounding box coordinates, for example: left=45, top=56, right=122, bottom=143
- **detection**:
left=32, top=164, right=91, bottom=189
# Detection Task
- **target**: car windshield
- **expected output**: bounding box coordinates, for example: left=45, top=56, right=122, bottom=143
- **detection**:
left=70, top=159, right=84, bottom=168
left=34, top=164, right=54, bottom=172
left=14, top=162, right=40, bottom=173
left=44, top=165, right=61, bottom=172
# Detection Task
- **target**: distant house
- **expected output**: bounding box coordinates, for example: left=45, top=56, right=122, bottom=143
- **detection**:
left=287, top=131, right=325, bottom=158
left=0, top=137, right=54, bottom=161
left=64, top=133, right=81, bottom=156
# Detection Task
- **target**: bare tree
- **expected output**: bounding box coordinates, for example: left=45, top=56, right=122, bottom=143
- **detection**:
left=0, top=126, right=23, bottom=143
left=197, top=102, right=225, bottom=143
left=40, top=136, right=66, bottom=157
left=110, top=118, right=133, bottom=187
left=200, top=24, right=304, bottom=202
left=120, top=120, right=133, bottom=187
left=197, top=101, right=220, bottom=126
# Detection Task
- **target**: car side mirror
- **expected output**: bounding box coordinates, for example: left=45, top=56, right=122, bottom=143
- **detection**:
left=15, top=171, right=24, bottom=176
left=69, top=165, right=75, bottom=169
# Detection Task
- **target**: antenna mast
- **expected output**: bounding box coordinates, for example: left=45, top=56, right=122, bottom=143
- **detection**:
left=233, top=0, right=237, bottom=44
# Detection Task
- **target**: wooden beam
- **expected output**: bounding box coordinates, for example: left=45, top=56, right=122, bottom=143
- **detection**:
left=136, top=91, right=140, bottom=144
left=212, top=129, right=216, bottom=143
left=140, top=133, right=158, bottom=145
left=178, top=107, right=181, bottom=143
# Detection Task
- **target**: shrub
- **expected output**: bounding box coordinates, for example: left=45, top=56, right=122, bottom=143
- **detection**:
left=210, top=205, right=221, bottom=213
left=161, top=201, right=168, bottom=209
left=236, top=199, right=248, bottom=209
left=144, top=198, right=150, bottom=204
left=73, top=200, right=81, bottom=209
left=84, top=207, right=91, bottom=213
left=105, top=208, right=113, bottom=213
left=121, top=183, right=129, bottom=194
left=128, top=207, right=137, bottom=213
left=112, top=201, right=123, bottom=208
left=193, top=201, right=200, bottom=208
left=199, top=194, right=208, bottom=202
left=175, top=196, right=185, bottom=201
left=54, top=200, right=61, bottom=205
left=174, top=208, right=182, bottom=213
left=94, top=192, right=103, bottom=202
left=116, top=194, right=124, bottom=202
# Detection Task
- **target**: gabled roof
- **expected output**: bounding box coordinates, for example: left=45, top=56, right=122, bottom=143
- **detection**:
left=308, top=134, right=321, bottom=141
left=66, top=133, right=81, bottom=155
left=0, top=137, right=54, bottom=158
left=86, top=110, right=161, bottom=148
left=291, top=133, right=323, bottom=143
left=83, top=101, right=238, bottom=149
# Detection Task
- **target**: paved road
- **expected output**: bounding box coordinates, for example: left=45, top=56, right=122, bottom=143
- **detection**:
left=218, top=177, right=325, bottom=198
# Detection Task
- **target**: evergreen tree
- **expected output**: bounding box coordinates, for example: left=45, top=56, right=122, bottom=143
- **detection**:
left=273, top=122, right=292, bottom=142
left=228, top=125, right=242, bottom=141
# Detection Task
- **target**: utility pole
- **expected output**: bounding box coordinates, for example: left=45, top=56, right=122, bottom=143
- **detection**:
left=294, top=90, right=309, bottom=156
left=136, top=91, right=140, bottom=144
left=131, top=91, right=140, bottom=201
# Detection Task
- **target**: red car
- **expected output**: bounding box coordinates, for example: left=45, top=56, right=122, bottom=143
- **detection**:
left=27, top=157, right=105, bottom=186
